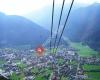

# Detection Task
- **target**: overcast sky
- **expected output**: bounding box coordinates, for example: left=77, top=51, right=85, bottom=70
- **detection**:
left=0, top=0, right=100, bottom=15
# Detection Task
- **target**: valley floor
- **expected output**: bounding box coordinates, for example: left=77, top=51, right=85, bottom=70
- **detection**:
left=0, top=44, right=100, bottom=80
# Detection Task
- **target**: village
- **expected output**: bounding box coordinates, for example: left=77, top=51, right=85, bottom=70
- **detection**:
left=0, top=47, right=100, bottom=80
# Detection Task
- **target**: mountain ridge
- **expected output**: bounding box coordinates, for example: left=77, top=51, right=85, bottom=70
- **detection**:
left=64, top=3, right=100, bottom=51
left=0, top=12, right=49, bottom=48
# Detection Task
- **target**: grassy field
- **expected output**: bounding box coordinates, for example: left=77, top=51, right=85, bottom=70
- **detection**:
left=83, top=64, right=100, bottom=70
left=61, top=76, right=69, bottom=80
left=0, top=60, right=6, bottom=65
left=83, top=64, right=100, bottom=80
left=70, top=42, right=98, bottom=57
left=10, top=72, right=24, bottom=80
left=84, top=72, right=100, bottom=80
left=70, top=42, right=100, bottom=80
left=31, top=67, right=52, bottom=80
left=17, top=62, right=26, bottom=70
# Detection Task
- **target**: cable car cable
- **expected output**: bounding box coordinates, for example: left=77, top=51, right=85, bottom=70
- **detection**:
left=53, top=0, right=65, bottom=53
left=50, top=0, right=55, bottom=53
left=55, top=0, right=75, bottom=53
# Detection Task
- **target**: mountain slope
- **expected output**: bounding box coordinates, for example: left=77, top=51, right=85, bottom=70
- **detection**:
left=64, top=3, right=100, bottom=51
left=0, top=12, right=49, bottom=48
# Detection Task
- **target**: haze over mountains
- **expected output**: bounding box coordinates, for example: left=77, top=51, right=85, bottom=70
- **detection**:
left=0, top=13, right=49, bottom=48
left=65, top=3, right=100, bottom=51
left=25, top=4, right=79, bottom=30
left=26, top=3, right=100, bottom=51
left=0, top=3, right=100, bottom=51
